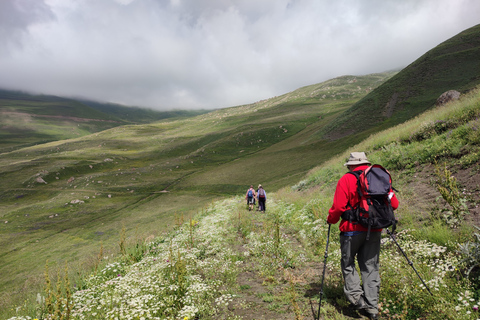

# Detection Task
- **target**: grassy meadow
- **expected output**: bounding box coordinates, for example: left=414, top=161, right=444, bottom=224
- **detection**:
left=5, top=87, right=480, bottom=320
left=0, top=72, right=397, bottom=317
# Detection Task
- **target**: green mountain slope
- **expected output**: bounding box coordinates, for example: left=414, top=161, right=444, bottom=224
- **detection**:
left=0, top=72, right=395, bottom=309
left=325, top=23, right=480, bottom=139
left=0, top=89, right=124, bottom=151
left=0, top=90, right=210, bottom=153
left=5, top=86, right=480, bottom=320
left=79, top=99, right=211, bottom=124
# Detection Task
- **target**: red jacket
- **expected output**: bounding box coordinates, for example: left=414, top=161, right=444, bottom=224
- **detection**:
left=327, top=165, right=399, bottom=232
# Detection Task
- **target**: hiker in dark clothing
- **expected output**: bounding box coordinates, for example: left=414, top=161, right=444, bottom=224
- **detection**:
left=327, top=152, right=399, bottom=320
left=257, top=184, right=266, bottom=212
left=245, top=185, right=256, bottom=211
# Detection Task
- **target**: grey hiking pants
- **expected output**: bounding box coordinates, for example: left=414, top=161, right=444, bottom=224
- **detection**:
left=340, top=231, right=381, bottom=314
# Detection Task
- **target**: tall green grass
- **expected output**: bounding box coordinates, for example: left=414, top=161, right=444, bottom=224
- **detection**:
left=300, top=87, right=480, bottom=189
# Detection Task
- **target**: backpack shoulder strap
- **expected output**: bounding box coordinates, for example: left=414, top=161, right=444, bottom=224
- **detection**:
left=346, top=170, right=363, bottom=179
left=347, top=169, right=364, bottom=198
left=341, top=171, right=363, bottom=223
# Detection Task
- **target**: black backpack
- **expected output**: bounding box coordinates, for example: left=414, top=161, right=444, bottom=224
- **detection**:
left=342, top=164, right=397, bottom=239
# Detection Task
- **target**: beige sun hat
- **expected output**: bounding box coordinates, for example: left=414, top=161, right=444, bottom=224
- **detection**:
left=344, top=152, right=371, bottom=166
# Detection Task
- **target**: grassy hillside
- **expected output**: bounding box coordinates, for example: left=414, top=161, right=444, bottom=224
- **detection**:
left=0, top=72, right=395, bottom=313
left=7, top=86, right=480, bottom=320
left=325, top=23, right=480, bottom=140
left=79, top=99, right=211, bottom=124
left=0, top=89, right=123, bottom=152
left=0, top=90, right=209, bottom=153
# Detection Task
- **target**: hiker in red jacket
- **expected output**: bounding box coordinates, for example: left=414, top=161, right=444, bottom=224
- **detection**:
left=327, top=152, right=399, bottom=320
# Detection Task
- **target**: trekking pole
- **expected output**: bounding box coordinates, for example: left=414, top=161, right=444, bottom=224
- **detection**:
left=386, top=229, right=433, bottom=296
left=316, top=223, right=332, bottom=320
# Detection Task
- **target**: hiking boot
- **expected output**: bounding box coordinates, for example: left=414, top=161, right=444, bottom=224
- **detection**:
left=353, top=296, right=367, bottom=310
left=368, top=313, right=379, bottom=320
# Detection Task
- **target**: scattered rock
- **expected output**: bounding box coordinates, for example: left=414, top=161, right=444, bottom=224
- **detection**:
left=36, top=177, right=47, bottom=184
left=70, top=199, right=84, bottom=204
left=436, top=90, right=461, bottom=106
left=67, top=177, right=75, bottom=184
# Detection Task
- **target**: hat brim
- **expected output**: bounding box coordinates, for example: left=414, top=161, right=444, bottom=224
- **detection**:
left=343, top=160, right=371, bottom=166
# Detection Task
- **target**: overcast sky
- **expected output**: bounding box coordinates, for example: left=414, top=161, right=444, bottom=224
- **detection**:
left=0, top=0, right=479, bottom=110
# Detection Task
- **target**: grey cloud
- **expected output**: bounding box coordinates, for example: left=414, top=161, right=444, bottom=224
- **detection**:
left=0, top=0, right=54, bottom=55
left=0, top=0, right=479, bottom=110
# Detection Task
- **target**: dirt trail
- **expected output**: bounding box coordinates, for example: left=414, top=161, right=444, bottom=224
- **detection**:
left=225, top=210, right=365, bottom=320
left=405, top=164, right=480, bottom=223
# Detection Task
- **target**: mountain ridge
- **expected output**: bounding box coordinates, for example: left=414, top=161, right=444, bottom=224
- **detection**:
left=0, top=89, right=210, bottom=152
left=324, top=23, right=480, bottom=140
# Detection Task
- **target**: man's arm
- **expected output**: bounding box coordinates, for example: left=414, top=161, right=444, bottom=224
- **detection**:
left=327, top=177, right=349, bottom=224
left=390, top=190, right=399, bottom=210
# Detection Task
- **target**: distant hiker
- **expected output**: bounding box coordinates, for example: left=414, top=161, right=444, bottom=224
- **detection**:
left=257, top=184, right=266, bottom=212
left=246, top=185, right=256, bottom=211
left=327, top=152, right=399, bottom=320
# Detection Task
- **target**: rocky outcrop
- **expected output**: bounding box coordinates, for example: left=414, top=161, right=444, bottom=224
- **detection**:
left=436, top=90, right=461, bottom=106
